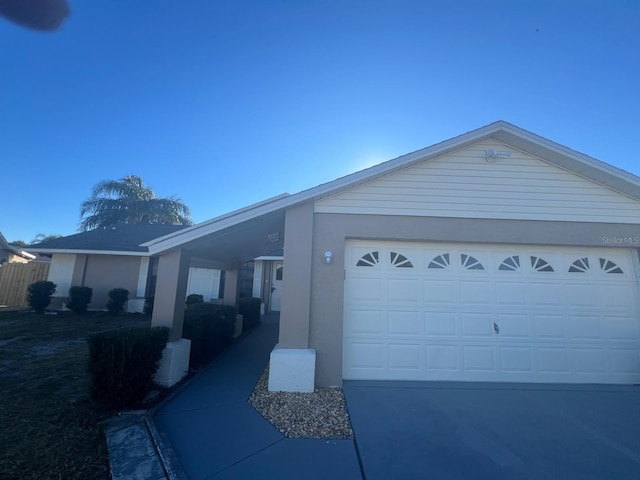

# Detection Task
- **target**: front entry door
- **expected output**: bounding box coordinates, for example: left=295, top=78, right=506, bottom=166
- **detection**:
left=270, top=262, right=283, bottom=311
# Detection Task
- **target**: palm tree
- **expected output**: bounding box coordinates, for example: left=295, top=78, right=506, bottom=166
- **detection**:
left=31, top=233, right=62, bottom=244
left=79, top=175, right=193, bottom=231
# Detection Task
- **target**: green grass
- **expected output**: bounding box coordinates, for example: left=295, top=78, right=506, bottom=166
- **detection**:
left=0, top=310, right=151, bottom=480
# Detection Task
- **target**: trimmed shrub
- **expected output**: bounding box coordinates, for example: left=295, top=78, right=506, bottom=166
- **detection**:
left=106, top=288, right=129, bottom=315
left=87, top=327, right=169, bottom=409
left=183, top=303, right=237, bottom=369
left=27, top=280, right=57, bottom=313
left=186, top=293, right=204, bottom=307
left=65, top=286, right=92, bottom=314
left=238, top=297, right=261, bottom=331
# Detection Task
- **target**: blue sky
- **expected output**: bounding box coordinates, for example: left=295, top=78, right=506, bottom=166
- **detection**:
left=2, top=1, right=639, bottom=243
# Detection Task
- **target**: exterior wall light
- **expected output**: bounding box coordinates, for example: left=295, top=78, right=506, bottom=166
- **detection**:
left=324, top=251, right=333, bottom=264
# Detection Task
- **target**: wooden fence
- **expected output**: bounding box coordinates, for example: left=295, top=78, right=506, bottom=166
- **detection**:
left=0, top=262, right=50, bottom=308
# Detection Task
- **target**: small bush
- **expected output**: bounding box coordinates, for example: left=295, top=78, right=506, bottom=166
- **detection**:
left=27, top=281, right=57, bottom=313
left=106, top=288, right=129, bottom=315
left=238, top=297, right=261, bottom=331
left=65, top=286, right=93, bottom=314
left=186, top=293, right=204, bottom=306
left=183, top=303, right=237, bottom=369
left=87, top=327, right=169, bottom=409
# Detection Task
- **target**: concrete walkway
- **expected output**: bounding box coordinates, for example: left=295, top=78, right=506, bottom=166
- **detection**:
left=153, top=313, right=361, bottom=480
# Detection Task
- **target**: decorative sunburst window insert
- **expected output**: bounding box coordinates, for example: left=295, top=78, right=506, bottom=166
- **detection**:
left=600, top=258, right=623, bottom=274
left=530, top=256, right=554, bottom=272
left=356, top=251, right=379, bottom=267
left=390, top=252, right=413, bottom=268
left=498, top=255, right=520, bottom=271
left=461, top=254, right=484, bottom=270
left=428, top=253, right=450, bottom=269
left=568, top=257, right=589, bottom=273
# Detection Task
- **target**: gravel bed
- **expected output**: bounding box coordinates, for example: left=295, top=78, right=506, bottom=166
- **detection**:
left=248, top=367, right=354, bottom=439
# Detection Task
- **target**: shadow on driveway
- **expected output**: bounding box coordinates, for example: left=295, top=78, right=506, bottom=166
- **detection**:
left=343, top=381, right=640, bottom=480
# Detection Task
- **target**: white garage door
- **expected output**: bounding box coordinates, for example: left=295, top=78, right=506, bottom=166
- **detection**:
left=343, top=240, right=640, bottom=383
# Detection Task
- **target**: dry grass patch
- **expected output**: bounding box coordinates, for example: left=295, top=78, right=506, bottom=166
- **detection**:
left=0, top=310, right=151, bottom=480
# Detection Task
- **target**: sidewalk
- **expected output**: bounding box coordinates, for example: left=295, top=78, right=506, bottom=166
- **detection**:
left=152, top=313, right=362, bottom=480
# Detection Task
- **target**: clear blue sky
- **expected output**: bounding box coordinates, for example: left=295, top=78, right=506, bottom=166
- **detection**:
left=2, top=1, right=639, bottom=243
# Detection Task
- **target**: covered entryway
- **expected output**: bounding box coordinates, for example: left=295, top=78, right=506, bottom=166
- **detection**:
left=343, top=240, right=640, bottom=383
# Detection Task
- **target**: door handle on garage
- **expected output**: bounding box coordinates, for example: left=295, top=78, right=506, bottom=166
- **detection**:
left=493, top=322, right=499, bottom=334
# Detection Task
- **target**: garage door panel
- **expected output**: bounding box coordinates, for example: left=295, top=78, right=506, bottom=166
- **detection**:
left=388, top=344, right=421, bottom=370
left=607, top=316, right=639, bottom=341
left=529, top=282, right=565, bottom=306
left=425, top=312, right=457, bottom=336
left=424, top=279, right=456, bottom=303
left=346, top=342, right=386, bottom=370
left=459, top=280, right=493, bottom=305
left=573, top=348, right=607, bottom=373
left=388, top=278, right=420, bottom=303
left=426, top=345, right=459, bottom=371
left=495, top=282, right=527, bottom=305
left=344, top=240, right=640, bottom=384
left=461, top=312, right=493, bottom=337
left=569, top=315, right=602, bottom=340
left=349, top=277, right=384, bottom=302
left=533, top=314, right=566, bottom=339
left=388, top=311, right=421, bottom=336
left=462, top=346, right=496, bottom=371
left=564, top=284, right=599, bottom=307
left=610, top=350, right=640, bottom=374
left=499, top=346, right=534, bottom=372
left=537, top=348, right=570, bottom=373
left=346, top=309, right=385, bottom=336
left=600, top=284, right=636, bottom=309
left=495, top=313, right=530, bottom=338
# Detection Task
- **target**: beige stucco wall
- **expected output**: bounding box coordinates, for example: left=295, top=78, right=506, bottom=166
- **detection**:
left=278, top=202, right=315, bottom=349
left=152, top=249, right=191, bottom=342
left=82, top=255, right=142, bottom=310
left=308, top=213, right=640, bottom=387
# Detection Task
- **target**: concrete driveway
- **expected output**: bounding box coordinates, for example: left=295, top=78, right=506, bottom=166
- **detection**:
left=343, top=381, right=640, bottom=480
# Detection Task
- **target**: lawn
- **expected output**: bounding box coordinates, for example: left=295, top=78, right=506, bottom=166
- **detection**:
left=0, top=309, right=152, bottom=480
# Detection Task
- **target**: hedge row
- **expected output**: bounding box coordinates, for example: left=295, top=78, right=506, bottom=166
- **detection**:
left=183, top=303, right=237, bottom=369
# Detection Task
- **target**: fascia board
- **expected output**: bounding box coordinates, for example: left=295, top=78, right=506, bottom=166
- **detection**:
left=141, top=193, right=291, bottom=248
left=26, top=248, right=148, bottom=256
left=492, top=125, right=640, bottom=194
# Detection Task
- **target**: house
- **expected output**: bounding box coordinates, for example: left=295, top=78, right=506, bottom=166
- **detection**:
left=27, top=224, right=226, bottom=311
left=30, top=121, right=640, bottom=391
left=0, top=232, right=36, bottom=264
left=27, top=223, right=284, bottom=315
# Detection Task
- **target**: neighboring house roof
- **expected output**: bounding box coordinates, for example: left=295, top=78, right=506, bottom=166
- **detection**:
left=27, top=224, right=189, bottom=255
left=142, top=120, right=640, bottom=254
left=0, top=231, right=36, bottom=262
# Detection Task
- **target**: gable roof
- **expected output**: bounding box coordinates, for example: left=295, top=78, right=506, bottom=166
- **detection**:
left=143, top=121, right=640, bottom=254
left=27, top=224, right=189, bottom=255
left=0, top=232, right=36, bottom=261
